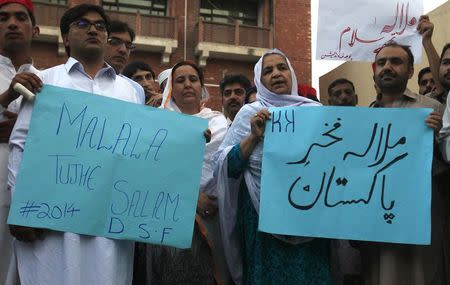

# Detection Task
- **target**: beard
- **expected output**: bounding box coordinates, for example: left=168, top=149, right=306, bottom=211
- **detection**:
left=337, top=101, right=356, bottom=106
left=225, top=101, right=242, bottom=116
left=375, top=73, right=408, bottom=94
left=3, top=40, right=27, bottom=54
left=440, top=74, right=450, bottom=92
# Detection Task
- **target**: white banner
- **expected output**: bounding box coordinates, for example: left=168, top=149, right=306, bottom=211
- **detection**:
left=317, top=0, right=423, bottom=62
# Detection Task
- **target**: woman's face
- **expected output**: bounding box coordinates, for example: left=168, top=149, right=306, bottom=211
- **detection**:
left=172, top=65, right=202, bottom=112
left=260, top=54, right=292, bottom=95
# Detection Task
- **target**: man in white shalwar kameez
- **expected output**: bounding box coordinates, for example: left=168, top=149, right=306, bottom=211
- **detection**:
left=0, top=1, right=39, bottom=284
left=6, top=4, right=140, bottom=285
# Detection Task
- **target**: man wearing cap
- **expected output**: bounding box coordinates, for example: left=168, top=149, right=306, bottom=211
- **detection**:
left=0, top=0, right=39, bottom=283
left=5, top=4, right=139, bottom=284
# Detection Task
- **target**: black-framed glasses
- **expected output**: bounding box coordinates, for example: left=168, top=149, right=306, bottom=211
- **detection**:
left=223, top=88, right=245, bottom=97
left=107, top=37, right=136, bottom=50
left=70, top=19, right=107, bottom=32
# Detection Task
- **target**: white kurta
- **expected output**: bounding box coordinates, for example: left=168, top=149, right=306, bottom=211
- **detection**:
left=120, top=74, right=145, bottom=104
left=0, top=54, right=36, bottom=285
left=8, top=57, right=140, bottom=285
left=194, top=107, right=228, bottom=195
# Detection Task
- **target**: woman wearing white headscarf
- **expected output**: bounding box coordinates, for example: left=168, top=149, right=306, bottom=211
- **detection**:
left=215, top=49, right=331, bottom=284
left=147, top=60, right=229, bottom=284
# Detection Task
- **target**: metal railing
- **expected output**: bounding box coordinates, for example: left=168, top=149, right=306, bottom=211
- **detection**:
left=33, top=2, right=177, bottom=39
left=107, top=10, right=177, bottom=39
left=197, top=18, right=273, bottom=48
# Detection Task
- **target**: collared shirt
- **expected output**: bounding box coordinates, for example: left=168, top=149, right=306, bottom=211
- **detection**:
left=9, top=57, right=140, bottom=154
left=425, top=89, right=448, bottom=105
left=363, top=89, right=450, bottom=285
left=120, top=74, right=145, bottom=104
left=372, top=89, right=443, bottom=112
left=7, top=57, right=138, bottom=285
left=372, top=89, right=446, bottom=175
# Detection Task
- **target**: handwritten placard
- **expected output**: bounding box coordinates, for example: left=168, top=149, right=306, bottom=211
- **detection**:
left=317, top=0, right=423, bottom=62
left=8, top=85, right=208, bottom=249
left=259, top=106, right=432, bottom=245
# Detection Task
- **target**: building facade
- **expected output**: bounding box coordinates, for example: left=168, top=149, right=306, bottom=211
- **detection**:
left=31, top=0, right=311, bottom=110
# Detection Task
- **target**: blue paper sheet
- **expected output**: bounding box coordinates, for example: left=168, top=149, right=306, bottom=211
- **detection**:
left=259, top=106, right=433, bottom=245
left=8, top=85, right=208, bottom=249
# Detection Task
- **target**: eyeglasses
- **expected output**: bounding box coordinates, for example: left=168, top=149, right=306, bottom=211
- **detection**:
left=70, top=19, right=107, bottom=32
left=223, top=88, right=245, bottom=97
left=108, top=37, right=136, bottom=50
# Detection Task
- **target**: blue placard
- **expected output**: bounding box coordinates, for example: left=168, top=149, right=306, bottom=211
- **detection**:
left=259, top=106, right=432, bottom=245
left=8, top=84, right=208, bottom=249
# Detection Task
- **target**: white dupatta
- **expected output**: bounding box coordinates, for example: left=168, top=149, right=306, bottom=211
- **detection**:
left=215, top=49, right=321, bottom=284
left=160, top=67, right=227, bottom=194
left=159, top=65, right=231, bottom=283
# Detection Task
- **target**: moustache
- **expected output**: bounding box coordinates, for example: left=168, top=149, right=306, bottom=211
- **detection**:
left=380, top=71, right=396, bottom=78
left=226, top=99, right=241, bottom=105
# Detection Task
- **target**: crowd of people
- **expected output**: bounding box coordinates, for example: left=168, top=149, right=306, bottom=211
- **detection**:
left=0, top=1, right=449, bottom=285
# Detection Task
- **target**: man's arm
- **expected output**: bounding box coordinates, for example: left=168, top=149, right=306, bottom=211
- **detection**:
left=0, top=72, right=41, bottom=108
left=6, top=74, right=44, bottom=242
left=418, top=15, right=444, bottom=95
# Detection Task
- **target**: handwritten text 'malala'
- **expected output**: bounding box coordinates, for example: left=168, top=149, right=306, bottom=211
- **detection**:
left=55, top=102, right=168, bottom=161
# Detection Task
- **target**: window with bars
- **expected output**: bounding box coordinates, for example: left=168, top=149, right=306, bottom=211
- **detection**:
left=200, top=0, right=259, bottom=26
left=102, top=0, right=167, bottom=16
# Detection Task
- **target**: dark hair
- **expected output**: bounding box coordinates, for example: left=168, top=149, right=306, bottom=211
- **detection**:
left=327, top=78, right=355, bottom=96
left=0, top=3, right=36, bottom=26
left=376, top=41, right=414, bottom=68
left=417, top=67, right=432, bottom=84
left=440, top=43, right=450, bottom=63
left=219, top=74, right=252, bottom=96
left=29, top=10, right=35, bottom=26
left=60, top=4, right=110, bottom=56
left=245, top=85, right=257, bottom=103
left=122, top=61, right=155, bottom=79
left=171, top=60, right=204, bottom=86
left=109, top=20, right=135, bottom=41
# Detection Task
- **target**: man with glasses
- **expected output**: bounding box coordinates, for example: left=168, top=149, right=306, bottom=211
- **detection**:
left=6, top=4, right=139, bottom=284
left=105, top=20, right=145, bottom=104
left=219, top=74, right=251, bottom=124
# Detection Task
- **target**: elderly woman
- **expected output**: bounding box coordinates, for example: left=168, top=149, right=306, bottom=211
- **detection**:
left=145, top=61, right=229, bottom=284
left=215, top=49, right=332, bottom=285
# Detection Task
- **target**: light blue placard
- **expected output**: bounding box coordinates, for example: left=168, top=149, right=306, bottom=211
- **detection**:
left=8, top=84, right=208, bottom=249
left=259, top=106, right=433, bottom=245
